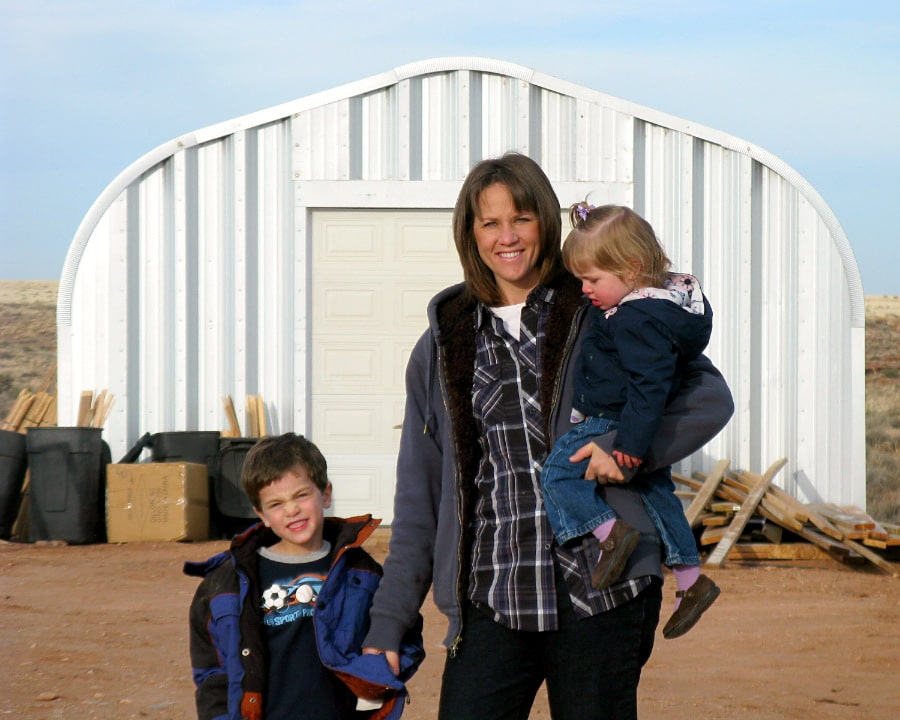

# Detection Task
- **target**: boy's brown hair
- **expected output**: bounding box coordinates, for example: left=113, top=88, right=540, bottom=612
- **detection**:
left=241, top=433, right=329, bottom=510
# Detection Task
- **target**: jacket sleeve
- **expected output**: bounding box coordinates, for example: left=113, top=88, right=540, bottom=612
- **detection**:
left=609, top=312, right=681, bottom=459
left=188, top=581, right=230, bottom=720
left=594, top=353, right=733, bottom=475
left=363, top=330, right=441, bottom=652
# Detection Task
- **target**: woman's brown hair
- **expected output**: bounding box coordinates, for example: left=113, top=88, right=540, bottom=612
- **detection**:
left=452, top=153, right=564, bottom=305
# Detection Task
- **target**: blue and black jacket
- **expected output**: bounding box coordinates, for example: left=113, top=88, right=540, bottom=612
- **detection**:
left=185, top=516, right=424, bottom=720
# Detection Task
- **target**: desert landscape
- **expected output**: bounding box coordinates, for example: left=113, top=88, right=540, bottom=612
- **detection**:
left=1, top=281, right=899, bottom=719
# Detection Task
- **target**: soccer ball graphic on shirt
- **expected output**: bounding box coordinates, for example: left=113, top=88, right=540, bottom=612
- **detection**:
left=262, top=584, right=289, bottom=609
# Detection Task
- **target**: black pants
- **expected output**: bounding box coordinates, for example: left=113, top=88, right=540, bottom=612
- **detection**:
left=438, top=580, right=662, bottom=720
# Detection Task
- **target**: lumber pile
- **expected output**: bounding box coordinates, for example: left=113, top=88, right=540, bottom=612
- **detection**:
left=1, top=389, right=57, bottom=432
left=222, top=394, right=268, bottom=438
left=75, top=389, right=114, bottom=429
left=674, top=459, right=900, bottom=577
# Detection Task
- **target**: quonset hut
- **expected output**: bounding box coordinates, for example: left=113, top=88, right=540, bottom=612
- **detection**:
left=57, top=57, right=865, bottom=522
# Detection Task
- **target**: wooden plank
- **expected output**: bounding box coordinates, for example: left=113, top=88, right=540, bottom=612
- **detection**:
left=863, top=536, right=900, bottom=549
left=3, top=390, right=34, bottom=432
left=732, top=475, right=843, bottom=541
left=222, top=396, right=241, bottom=437
left=77, top=391, right=94, bottom=427
left=684, top=459, right=730, bottom=528
left=89, top=390, right=114, bottom=429
left=727, top=542, right=832, bottom=562
left=841, top=538, right=900, bottom=577
left=699, top=525, right=728, bottom=546
left=20, top=392, right=52, bottom=430
left=705, top=458, right=787, bottom=567
left=793, top=525, right=853, bottom=559
left=808, top=503, right=875, bottom=531
left=709, top=501, right=740, bottom=513
left=41, top=395, right=57, bottom=427
left=672, top=472, right=703, bottom=491
left=701, top=515, right=730, bottom=527
left=757, top=496, right=806, bottom=532
left=256, top=395, right=267, bottom=436
left=247, top=395, right=260, bottom=437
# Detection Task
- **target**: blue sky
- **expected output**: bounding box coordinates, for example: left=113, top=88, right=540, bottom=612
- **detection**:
left=1, top=1, right=898, bottom=295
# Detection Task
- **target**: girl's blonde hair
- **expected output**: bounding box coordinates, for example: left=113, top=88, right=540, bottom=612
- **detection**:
left=562, top=203, right=671, bottom=288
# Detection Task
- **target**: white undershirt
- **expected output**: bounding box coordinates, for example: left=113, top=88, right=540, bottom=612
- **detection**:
left=490, top=302, right=525, bottom=340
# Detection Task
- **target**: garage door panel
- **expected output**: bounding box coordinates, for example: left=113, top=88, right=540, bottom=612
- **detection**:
left=320, top=220, right=382, bottom=260
left=327, top=457, right=391, bottom=518
left=317, top=285, right=384, bottom=326
left=315, top=401, right=389, bottom=448
left=397, top=220, right=456, bottom=257
left=316, top=343, right=381, bottom=391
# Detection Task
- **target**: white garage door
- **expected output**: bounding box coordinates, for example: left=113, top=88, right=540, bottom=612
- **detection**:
left=311, top=210, right=463, bottom=524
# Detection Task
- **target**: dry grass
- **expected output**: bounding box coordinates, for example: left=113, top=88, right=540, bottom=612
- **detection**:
left=1, top=282, right=899, bottom=522
left=0, top=281, right=57, bottom=413
left=865, top=296, right=900, bottom=522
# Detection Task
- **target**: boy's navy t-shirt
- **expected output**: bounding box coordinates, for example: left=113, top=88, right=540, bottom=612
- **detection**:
left=257, top=542, right=357, bottom=720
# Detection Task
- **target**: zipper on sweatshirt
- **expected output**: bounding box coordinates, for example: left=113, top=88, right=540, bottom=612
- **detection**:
left=435, top=339, right=467, bottom=658
left=548, top=304, right=587, bottom=443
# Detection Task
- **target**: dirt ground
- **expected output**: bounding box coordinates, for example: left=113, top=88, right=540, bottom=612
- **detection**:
left=1, top=534, right=898, bottom=720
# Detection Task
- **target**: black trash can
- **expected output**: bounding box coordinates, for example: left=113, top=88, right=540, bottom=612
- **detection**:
left=212, top=437, right=260, bottom=538
left=0, top=429, right=28, bottom=540
left=150, top=431, right=221, bottom=468
left=26, top=427, right=108, bottom=544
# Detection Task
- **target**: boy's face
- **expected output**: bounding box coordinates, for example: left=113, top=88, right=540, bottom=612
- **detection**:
left=254, top=467, right=332, bottom=555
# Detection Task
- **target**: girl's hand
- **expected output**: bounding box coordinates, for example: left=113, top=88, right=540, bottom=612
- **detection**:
left=612, top=450, right=643, bottom=469
left=569, top=442, right=626, bottom=484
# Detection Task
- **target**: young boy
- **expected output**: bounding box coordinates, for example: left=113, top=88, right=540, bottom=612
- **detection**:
left=185, top=432, right=423, bottom=719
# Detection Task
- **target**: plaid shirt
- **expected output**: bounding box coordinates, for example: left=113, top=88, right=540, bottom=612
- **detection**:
left=468, top=286, right=649, bottom=632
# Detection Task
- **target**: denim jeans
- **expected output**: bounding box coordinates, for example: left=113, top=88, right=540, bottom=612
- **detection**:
left=541, top=416, right=699, bottom=566
left=633, top=472, right=700, bottom=566
left=438, top=579, right=662, bottom=720
left=541, top=416, right=620, bottom=544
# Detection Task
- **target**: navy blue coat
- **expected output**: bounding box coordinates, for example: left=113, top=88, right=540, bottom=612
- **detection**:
left=573, top=293, right=713, bottom=459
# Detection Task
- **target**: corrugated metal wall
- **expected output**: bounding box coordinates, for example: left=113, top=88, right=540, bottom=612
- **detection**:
left=57, top=57, right=865, bottom=508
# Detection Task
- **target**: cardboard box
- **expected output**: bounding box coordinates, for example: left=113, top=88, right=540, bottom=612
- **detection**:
left=106, top=462, right=209, bottom=542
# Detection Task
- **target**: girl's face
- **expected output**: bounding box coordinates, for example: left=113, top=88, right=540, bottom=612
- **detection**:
left=473, top=183, right=542, bottom=306
left=255, top=468, right=332, bottom=555
left=575, top=265, right=634, bottom=311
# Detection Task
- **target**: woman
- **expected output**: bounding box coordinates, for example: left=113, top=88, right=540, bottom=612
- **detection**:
left=363, top=152, right=733, bottom=719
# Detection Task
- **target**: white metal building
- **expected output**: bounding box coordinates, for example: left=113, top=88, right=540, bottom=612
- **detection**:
left=57, top=57, right=866, bottom=522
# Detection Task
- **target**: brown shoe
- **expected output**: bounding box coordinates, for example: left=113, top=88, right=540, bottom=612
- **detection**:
left=591, top=520, right=641, bottom=590
left=662, top=573, right=721, bottom=639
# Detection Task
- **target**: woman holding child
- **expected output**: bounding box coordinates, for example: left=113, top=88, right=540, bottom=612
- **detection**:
left=363, top=152, right=733, bottom=719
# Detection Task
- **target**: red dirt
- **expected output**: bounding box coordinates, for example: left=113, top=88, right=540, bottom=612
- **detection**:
left=1, top=536, right=898, bottom=720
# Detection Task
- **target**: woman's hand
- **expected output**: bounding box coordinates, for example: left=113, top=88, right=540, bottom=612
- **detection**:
left=569, top=441, right=626, bottom=483
left=362, top=647, right=400, bottom=676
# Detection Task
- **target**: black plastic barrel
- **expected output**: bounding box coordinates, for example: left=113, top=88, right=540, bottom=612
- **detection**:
left=150, top=431, right=221, bottom=468
left=0, top=429, right=28, bottom=539
left=26, top=427, right=107, bottom=544
left=213, top=437, right=260, bottom=538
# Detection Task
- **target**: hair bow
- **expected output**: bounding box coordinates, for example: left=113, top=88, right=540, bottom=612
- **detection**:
left=575, top=204, right=594, bottom=223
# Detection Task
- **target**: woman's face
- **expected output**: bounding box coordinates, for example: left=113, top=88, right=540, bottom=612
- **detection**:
left=473, top=183, right=542, bottom=306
